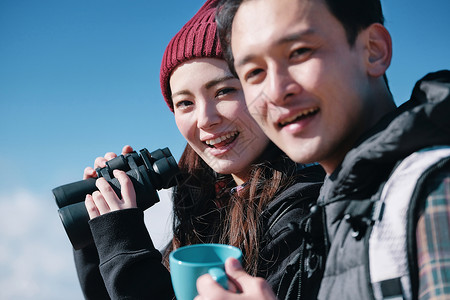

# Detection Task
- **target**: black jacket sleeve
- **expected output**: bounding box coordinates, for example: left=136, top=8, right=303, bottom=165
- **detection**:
left=75, top=208, right=174, bottom=300
left=260, top=164, right=325, bottom=300
left=73, top=244, right=111, bottom=299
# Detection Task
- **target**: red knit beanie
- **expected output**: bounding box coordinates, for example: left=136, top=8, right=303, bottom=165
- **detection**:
left=160, top=0, right=223, bottom=112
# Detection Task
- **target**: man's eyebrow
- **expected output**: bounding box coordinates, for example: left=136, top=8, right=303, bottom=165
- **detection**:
left=235, top=54, right=257, bottom=69
left=235, top=28, right=316, bottom=68
left=276, top=28, right=315, bottom=45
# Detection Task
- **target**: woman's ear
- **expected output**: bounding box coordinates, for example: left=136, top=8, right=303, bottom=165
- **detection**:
left=365, top=23, right=392, bottom=78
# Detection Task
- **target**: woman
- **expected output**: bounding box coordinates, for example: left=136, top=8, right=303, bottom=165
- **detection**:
left=74, top=0, right=325, bottom=299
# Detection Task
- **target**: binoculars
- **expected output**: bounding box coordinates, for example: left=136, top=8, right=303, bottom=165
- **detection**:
left=53, top=147, right=179, bottom=250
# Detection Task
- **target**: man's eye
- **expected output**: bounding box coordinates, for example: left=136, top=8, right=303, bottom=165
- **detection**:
left=290, top=47, right=311, bottom=59
left=245, top=69, right=264, bottom=82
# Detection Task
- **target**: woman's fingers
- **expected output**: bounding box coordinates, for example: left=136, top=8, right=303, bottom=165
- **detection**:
left=94, top=157, right=107, bottom=169
left=94, top=178, right=117, bottom=213
left=86, top=146, right=132, bottom=179
left=83, top=166, right=97, bottom=180
left=85, top=194, right=100, bottom=219
left=104, top=152, right=117, bottom=161
left=88, top=172, right=136, bottom=217
left=84, top=147, right=137, bottom=219
left=122, top=145, right=134, bottom=155
left=113, top=170, right=137, bottom=208
left=91, top=189, right=111, bottom=215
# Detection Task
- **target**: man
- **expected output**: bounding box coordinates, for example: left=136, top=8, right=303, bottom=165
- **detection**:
left=195, top=0, right=450, bottom=299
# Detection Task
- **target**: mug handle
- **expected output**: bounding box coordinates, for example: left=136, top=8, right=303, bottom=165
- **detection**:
left=208, top=267, right=228, bottom=290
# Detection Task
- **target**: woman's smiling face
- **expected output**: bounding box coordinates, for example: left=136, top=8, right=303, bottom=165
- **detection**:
left=170, top=58, right=269, bottom=184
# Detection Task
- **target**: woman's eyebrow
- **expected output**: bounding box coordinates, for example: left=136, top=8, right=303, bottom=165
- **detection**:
left=171, top=89, right=193, bottom=98
left=205, top=75, right=236, bottom=90
left=171, top=75, right=235, bottom=98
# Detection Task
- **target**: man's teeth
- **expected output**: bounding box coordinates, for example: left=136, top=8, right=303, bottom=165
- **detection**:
left=280, top=108, right=318, bottom=126
left=205, top=131, right=238, bottom=146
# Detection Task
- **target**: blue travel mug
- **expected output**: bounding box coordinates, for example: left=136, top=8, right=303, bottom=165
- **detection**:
left=169, top=243, right=243, bottom=300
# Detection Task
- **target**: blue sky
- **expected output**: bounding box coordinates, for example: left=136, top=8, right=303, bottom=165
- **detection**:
left=0, top=0, right=449, bottom=299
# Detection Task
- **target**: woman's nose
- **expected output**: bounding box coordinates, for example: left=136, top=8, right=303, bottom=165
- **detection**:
left=197, top=100, right=220, bottom=129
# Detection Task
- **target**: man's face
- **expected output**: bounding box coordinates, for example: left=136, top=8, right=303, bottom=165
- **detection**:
left=231, top=0, right=377, bottom=174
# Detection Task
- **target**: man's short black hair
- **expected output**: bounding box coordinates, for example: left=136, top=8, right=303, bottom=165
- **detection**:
left=216, top=0, right=385, bottom=76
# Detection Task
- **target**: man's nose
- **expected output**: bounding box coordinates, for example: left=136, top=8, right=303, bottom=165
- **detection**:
left=266, top=67, right=301, bottom=105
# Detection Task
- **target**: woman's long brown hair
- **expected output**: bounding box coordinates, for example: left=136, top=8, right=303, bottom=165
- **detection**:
left=162, top=142, right=297, bottom=276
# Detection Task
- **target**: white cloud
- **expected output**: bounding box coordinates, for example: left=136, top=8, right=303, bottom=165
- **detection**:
left=0, top=188, right=173, bottom=300
left=144, top=189, right=174, bottom=250
left=0, top=189, right=82, bottom=300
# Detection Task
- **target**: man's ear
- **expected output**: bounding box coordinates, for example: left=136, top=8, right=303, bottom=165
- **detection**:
left=365, top=23, right=392, bottom=77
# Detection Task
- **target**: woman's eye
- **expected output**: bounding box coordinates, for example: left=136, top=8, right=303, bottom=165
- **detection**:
left=175, top=100, right=193, bottom=109
left=216, top=87, right=236, bottom=97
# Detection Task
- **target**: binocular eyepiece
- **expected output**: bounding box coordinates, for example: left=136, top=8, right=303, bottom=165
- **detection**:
left=53, top=147, right=179, bottom=250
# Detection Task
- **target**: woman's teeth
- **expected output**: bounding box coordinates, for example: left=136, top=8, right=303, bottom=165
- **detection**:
left=205, top=131, right=238, bottom=146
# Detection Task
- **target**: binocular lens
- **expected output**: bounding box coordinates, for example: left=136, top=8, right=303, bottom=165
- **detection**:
left=53, top=178, right=97, bottom=209
left=58, top=202, right=93, bottom=249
